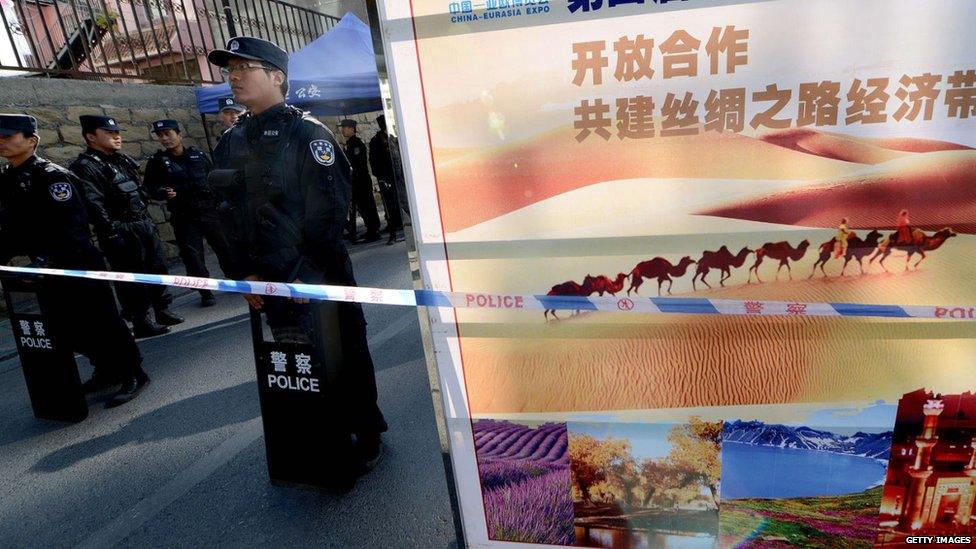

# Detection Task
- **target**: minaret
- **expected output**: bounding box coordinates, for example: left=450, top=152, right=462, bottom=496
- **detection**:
left=967, top=436, right=976, bottom=473
left=962, top=436, right=976, bottom=527
left=904, top=398, right=943, bottom=530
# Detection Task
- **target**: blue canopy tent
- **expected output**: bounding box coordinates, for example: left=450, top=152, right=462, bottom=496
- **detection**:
left=194, top=12, right=382, bottom=116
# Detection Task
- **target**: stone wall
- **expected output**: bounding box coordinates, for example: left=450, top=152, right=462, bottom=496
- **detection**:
left=1, top=77, right=222, bottom=261
left=1, top=77, right=387, bottom=263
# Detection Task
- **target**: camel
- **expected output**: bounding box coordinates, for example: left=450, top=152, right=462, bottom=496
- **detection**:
left=584, top=273, right=629, bottom=296
left=810, top=230, right=884, bottom=278
left=869, top=227, right=956, bottom=271
left=747, top=240, right=810, bottom=283
left=544, top=280, right=586, bottom=321
left=627, top=256, right=695, bottom=296
left=692, top=246, right=752, bottom=290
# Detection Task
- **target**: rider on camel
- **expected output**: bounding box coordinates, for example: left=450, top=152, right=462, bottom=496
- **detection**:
left=897, top=209, right=911, bottom=242
left=835, top=217, right=851, bottom=258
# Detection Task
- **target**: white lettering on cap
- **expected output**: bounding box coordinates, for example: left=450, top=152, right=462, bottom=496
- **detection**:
left=108, top=119, right=116, bottom=125
left=229, top=40, right=239, bottom=51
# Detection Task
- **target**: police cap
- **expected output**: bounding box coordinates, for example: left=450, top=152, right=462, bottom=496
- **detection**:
left=0, top=114, right=37, bottom=136
left=150, top=119, right=180, bottom=133
left=79, top=115, right=125, bottom=134
left=207, top=37, right=288, bottom=75
left=339, top=119, right=357, bottom=128
left=217, top=96, right=246, bottom=113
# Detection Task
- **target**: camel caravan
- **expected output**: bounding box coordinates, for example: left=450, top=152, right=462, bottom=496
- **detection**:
left=543, top=216, right=957, bottom=321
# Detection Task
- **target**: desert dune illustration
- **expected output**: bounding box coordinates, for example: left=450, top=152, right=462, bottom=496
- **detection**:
left=427, top=125, right=976, bottom=415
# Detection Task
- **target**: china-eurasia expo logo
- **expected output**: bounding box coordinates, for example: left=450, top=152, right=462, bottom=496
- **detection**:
left=448, top=0, right=550, bottom=24
left=568, top=0, right=691, bottom=14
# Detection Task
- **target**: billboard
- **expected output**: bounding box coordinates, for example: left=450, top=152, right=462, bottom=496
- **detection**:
left=378, top=0, right=976, bottom=546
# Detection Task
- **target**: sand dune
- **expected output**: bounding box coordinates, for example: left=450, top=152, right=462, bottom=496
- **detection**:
left=461, top=311, right=976, bottom=414
left=698, top=149, right=976, bottom=233
left=758, top=128, right=907, bottom=164
left=757, top=128, right=974, bottom=162
left=455, top=234, right=976, bottom=414
left=434, top=127, right=860, bottom=233
left=857, top=135, right=974, bottom=154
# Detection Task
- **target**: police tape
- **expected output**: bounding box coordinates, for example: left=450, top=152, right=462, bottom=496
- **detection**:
left=1, top=264, right=974, bottom=321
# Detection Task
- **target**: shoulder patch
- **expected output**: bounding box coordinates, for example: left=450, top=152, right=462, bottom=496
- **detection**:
left=309, top=139, right=335, bottom=166
left=49, top=182, right=72, bottom=202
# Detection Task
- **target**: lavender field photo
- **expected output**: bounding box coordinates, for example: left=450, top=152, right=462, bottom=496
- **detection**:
left=473, top=419, right=575, bottom=545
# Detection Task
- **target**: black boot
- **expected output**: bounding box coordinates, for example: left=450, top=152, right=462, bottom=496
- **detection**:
left=106, top=370, right=149, bottom=408
left=357, top=433, right=384, bottom=471
left=81, top=372, right=122, bottom=394
left=199, top=290, right=216, bottom=308
left=132, top=315, right=170, bottom=338
left=154, top=308, right=184, bottom=326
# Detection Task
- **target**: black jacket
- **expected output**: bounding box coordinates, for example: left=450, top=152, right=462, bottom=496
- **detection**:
left=344, top=135, right=371, bottom=187
left=368, top=131, right=394, bottom=183
left=144, top=146, right=216, bottom=215
left=0, top=155, right=106, bottom=270
left=212, top=103, right=355, bottom=283
left=68, top=148, right=150, bottom=237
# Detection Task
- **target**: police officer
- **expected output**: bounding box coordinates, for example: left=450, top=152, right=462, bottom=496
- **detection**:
left=144, top=119, right=233, bottom=307
left=207, top=37, right=387, bottom=468
left=0, top=114, right=149, bottom=406
left=339, top=119, right=381, bottom=244
left=217, top=96, right=246, bottom=129
left=368, top=115, right=403, bottom=245
left=68, top=115, right=184, bottom=338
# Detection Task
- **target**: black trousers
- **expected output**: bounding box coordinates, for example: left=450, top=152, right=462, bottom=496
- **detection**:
left=262, top=296, right=387, bottom=437
left=100, top=218, right=170, bottom=321
left=346, top=181, right=380, bottom=236
left=38, top=277, right=144, bottom=380
left=171, top=209, right=234, bottom=282
left=377, top=179, right=403, bottom=234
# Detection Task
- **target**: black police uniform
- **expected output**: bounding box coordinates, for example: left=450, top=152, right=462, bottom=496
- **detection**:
left=368, top=126, right=403, bottom=242
left=211, top=102, right=388, bottom=444
left=144, top=132, right=233, bottom=300
left=0, top=154, right=148, bottom=396
left=343, top=131, right=381, bottom=241
left=68, top=121, right=181, bottom=335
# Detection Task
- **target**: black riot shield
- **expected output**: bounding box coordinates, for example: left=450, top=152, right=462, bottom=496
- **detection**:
left=1, top=274, right=87, bottom=422
left=249, top=300, right=362, bottom=490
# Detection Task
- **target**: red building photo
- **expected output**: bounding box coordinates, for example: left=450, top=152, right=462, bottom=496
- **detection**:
left=877, top=389, right=976, bottom=545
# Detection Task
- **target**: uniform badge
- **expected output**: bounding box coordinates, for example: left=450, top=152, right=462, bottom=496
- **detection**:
left=229, top=40, right=239, bottom=52
left=49, top=182, right=72, bottom=202
left=309, top=139, right=335, bottom=166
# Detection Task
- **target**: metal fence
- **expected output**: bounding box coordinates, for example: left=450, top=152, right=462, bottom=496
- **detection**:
left=0, top=0, right=339, bottom=84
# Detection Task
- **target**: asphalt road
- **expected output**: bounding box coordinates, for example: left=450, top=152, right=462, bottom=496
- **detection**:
left=0, top=239, right=459, bottom=548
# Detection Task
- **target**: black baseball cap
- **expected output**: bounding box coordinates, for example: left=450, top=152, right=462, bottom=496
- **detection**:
left=208, top=37, right=288, bottom=75
left=217, top=96, right=246, bottom=113
left=150, top=119, right=180, bottom=133
left=79, top=115, right=125, bottom=133
left=339, top=119, right=357, bottom=128
left=0, top=114, right=37, bottom=136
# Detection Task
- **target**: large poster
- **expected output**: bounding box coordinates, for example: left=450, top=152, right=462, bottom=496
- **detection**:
left=378, top=0, right=976, bottom=546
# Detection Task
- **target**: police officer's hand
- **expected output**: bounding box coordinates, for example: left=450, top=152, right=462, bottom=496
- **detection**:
left=105, top=232, right=126, bottom=250
left=164, top=187, right=177, bottom=199
left=291, top=278, right=309, bottom=304
left=243, top=274, right=263, bottom=309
